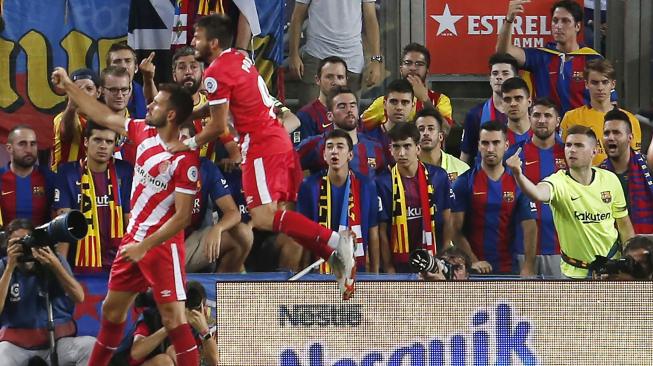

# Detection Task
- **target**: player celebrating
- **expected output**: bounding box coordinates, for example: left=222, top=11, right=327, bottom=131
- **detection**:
left=176, top=14, right=356, bottom=299
left=51, top=69, right=201, bottom=366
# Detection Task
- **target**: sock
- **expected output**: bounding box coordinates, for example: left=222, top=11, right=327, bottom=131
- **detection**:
left=169, top=323, right=200, bottom=366
left=273, top=210, right=337, bottom=260
left=88, top=318, right=126, bottom=366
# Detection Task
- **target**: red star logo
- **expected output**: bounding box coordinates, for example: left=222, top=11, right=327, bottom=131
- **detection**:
left=73, top=283, right=104, bottom=321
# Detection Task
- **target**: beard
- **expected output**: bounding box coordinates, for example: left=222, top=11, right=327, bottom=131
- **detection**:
left=13, top=155, right=36, bottom=168
left=180, top=77, right=201, bottom=95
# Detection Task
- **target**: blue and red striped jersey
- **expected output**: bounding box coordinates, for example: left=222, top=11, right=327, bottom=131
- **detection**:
left=506, top=138, right=566, bottom=255
left=188, top=158, right=232, bottom=235
left=297, top=132, right=387, bottom=178
left=293, top=99, right=333, bottom=146
left=0, top=164, right=55, bottom=226
left=452, top=167, right=536, bottom=274
left=523, top=43, right=604, bottom=115
left=506, top=128, right=533, bottom=150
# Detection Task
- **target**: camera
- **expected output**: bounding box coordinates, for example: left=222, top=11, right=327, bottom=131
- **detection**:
left=589, top=255, right=650, bottom=279
left=17, top=210, right=88, bottom=262
left=409, top=249, right=454, bottom=280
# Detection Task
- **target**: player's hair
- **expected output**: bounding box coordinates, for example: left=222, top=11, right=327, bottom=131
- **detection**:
left=583, top=59, right=616, bottom=81
left=385, top=78, right=414, bottom=98
left=195, top=14, right=234, bottom=49
left=326, top=86, right=358, bottom=111
left=7, top=124, right=35, bottom=144
left=84, top=120, right=117, bottom=140
left=172, top=46, right=202, bottom=70
left=531, top=97, right=560, bottom=117
left=604, top=108, right=632, bottom=133
left=317, top=56, right=348, bottom=78
left=414, top=107, right=444, bottom=130
left=158, top=83, right=194, bottom=125
left=325, top=129, right=354, bottom=152
left=100, top=66, right=131, bottom=87
left=480, top=119, right=508, bottom=137
left=624, top=236, right=653, bottom=259
left=488, top=53, right=519, bottom=75
left=501, top=77, right=530, bottom=97
left=105, top=42, right=136, bottom=65
left=566, top=124, right=597, bottom=142
left=387, top=122, right=420, bottom=145
left=551, top=0, right=583, bottom=24
left=402, top=42, right=431, bottom=69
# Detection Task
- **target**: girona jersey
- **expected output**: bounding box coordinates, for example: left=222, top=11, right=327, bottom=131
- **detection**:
left=124, top=119, right=199, bottom=242
left=204, top=48, right=292, bottom=160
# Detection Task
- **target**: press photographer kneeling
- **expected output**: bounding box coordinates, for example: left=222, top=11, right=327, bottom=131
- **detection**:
left=112, top=281, right=219, bottom=366
left=0, top=215, right=95, bottom=365
left=590, top=235, right=653, bottom=280
left=411, top=246, right=471, bottom=281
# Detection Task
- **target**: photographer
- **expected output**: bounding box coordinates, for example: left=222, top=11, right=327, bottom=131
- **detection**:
left=0, top=219, right=94, bottom=365
left=418, top=246, right=471, bottom=281
left=125, top=281, right=218, bottom=366
left=592, top=235, right=653, bottom=280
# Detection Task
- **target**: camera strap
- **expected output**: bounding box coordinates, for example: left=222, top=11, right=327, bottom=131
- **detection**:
left=561, top=241, right=622, bottom=269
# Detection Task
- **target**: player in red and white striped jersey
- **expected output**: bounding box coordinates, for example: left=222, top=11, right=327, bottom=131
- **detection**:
left=51, top=68, right=201, bottom=366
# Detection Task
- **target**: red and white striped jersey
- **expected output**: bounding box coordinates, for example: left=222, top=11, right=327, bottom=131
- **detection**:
left=123, top=119, right=199, bottom=242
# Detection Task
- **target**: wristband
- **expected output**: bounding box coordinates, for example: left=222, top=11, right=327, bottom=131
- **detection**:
left=184, top=136, right=198, bottom=150
left=370, top=55, right=384, bottom=63
left=200, top=328, right=211, bottom=340
left=506, top=17, right=515, bottom=23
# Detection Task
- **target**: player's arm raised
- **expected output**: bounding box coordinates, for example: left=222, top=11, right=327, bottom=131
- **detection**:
left=506, top=147, right=551, bottom=203
left=51, top=67, right=127, bottom=136
left=177, top=103, right=229, bottom=153
left=496, top=0, right=528, bottom=65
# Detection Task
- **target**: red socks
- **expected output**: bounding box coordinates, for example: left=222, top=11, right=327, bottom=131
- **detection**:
left=169, top=323, right=200, bottom=365
left=88, top=318, right=126, bottom=366
left=273, top=210, right=336, bottom=260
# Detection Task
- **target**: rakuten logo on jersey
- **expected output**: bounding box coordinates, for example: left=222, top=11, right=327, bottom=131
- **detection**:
left=431, top=3, right=551, bottom=47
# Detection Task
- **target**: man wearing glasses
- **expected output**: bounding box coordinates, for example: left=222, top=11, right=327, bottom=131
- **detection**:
left=98, top=66, right=134, bottom=163
left=361, top=43, right=454, bottom=132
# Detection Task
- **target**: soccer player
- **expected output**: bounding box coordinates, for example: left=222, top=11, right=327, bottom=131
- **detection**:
left=362, top=43, right=454, bottom=131
left=416, top=108, right=469, bottom=183
left=561, top=59, right=642, bottom=165
left=106, top=42, right=147, bottom=118
left=179, top=14, right=357, bottom=299
left=362, top=78, right=415, bottom=161
left=376, top=123, right=454, bottom=273
left=298, top=86, right=387, bottom=178
left=50, top=68, right=101, bottom=172
left=506, top=125, right=635, bottom=278
left=292, top=56, right=348, bottom=146
left=0, top=125, right=54, bottom=227
left=497, top=0, right=605, bottom=114
left=460, top=53, right=517, bottom=164
left=505, top=98, right=566, bottom=278
left=452, top=121, right=537, bottom=276
left=600, top=109, right=653, bottom=234
left=297, top=130, right=380, bottom=272
left=51, top=68, right=201, bottom=365
left=501, top=77, right=533, bottom=147
left=53, top=122, right=133, bottom=274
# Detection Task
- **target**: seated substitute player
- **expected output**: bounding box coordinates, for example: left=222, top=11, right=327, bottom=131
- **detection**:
left=175, top=14, right=357, bottom=299
left=505, top=98, right=566, bottom=278
left=53, top=121, right=133, bottom=274
left=506, top=125, right=635, bottom=278
left=376, top=123, right=454, bottom=273
left=452, top=120, right=537, bottom=276
left=298, top=86, right=387, bottom=178
left=297, top=130, right=380, bottom=273
left=51, top=68, right=202, bottom=365
left=292, top=56, right=349, bottom=146
left=50, top=68, right=101, bottom=172
left=416, top=108, right=469, bottom=183
left=178, top=124, right=249, bottom=273
left=600, top=109, right=653, bottom=234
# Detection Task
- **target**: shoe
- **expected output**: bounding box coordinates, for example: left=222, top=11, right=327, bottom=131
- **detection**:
left=329, top=230, right=356, bottom=300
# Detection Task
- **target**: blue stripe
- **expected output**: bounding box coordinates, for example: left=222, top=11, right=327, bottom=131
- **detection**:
left=16, top=175, right=33, bottom=220
left=482, top=179, right=503, bottom=271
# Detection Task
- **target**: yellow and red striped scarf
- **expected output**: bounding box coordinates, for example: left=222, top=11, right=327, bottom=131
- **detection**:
left=391, top=163, right=437, bottom=258
left=317, top=171, right=363, bottom=273
left=77, top=159, right=124, bottom=268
